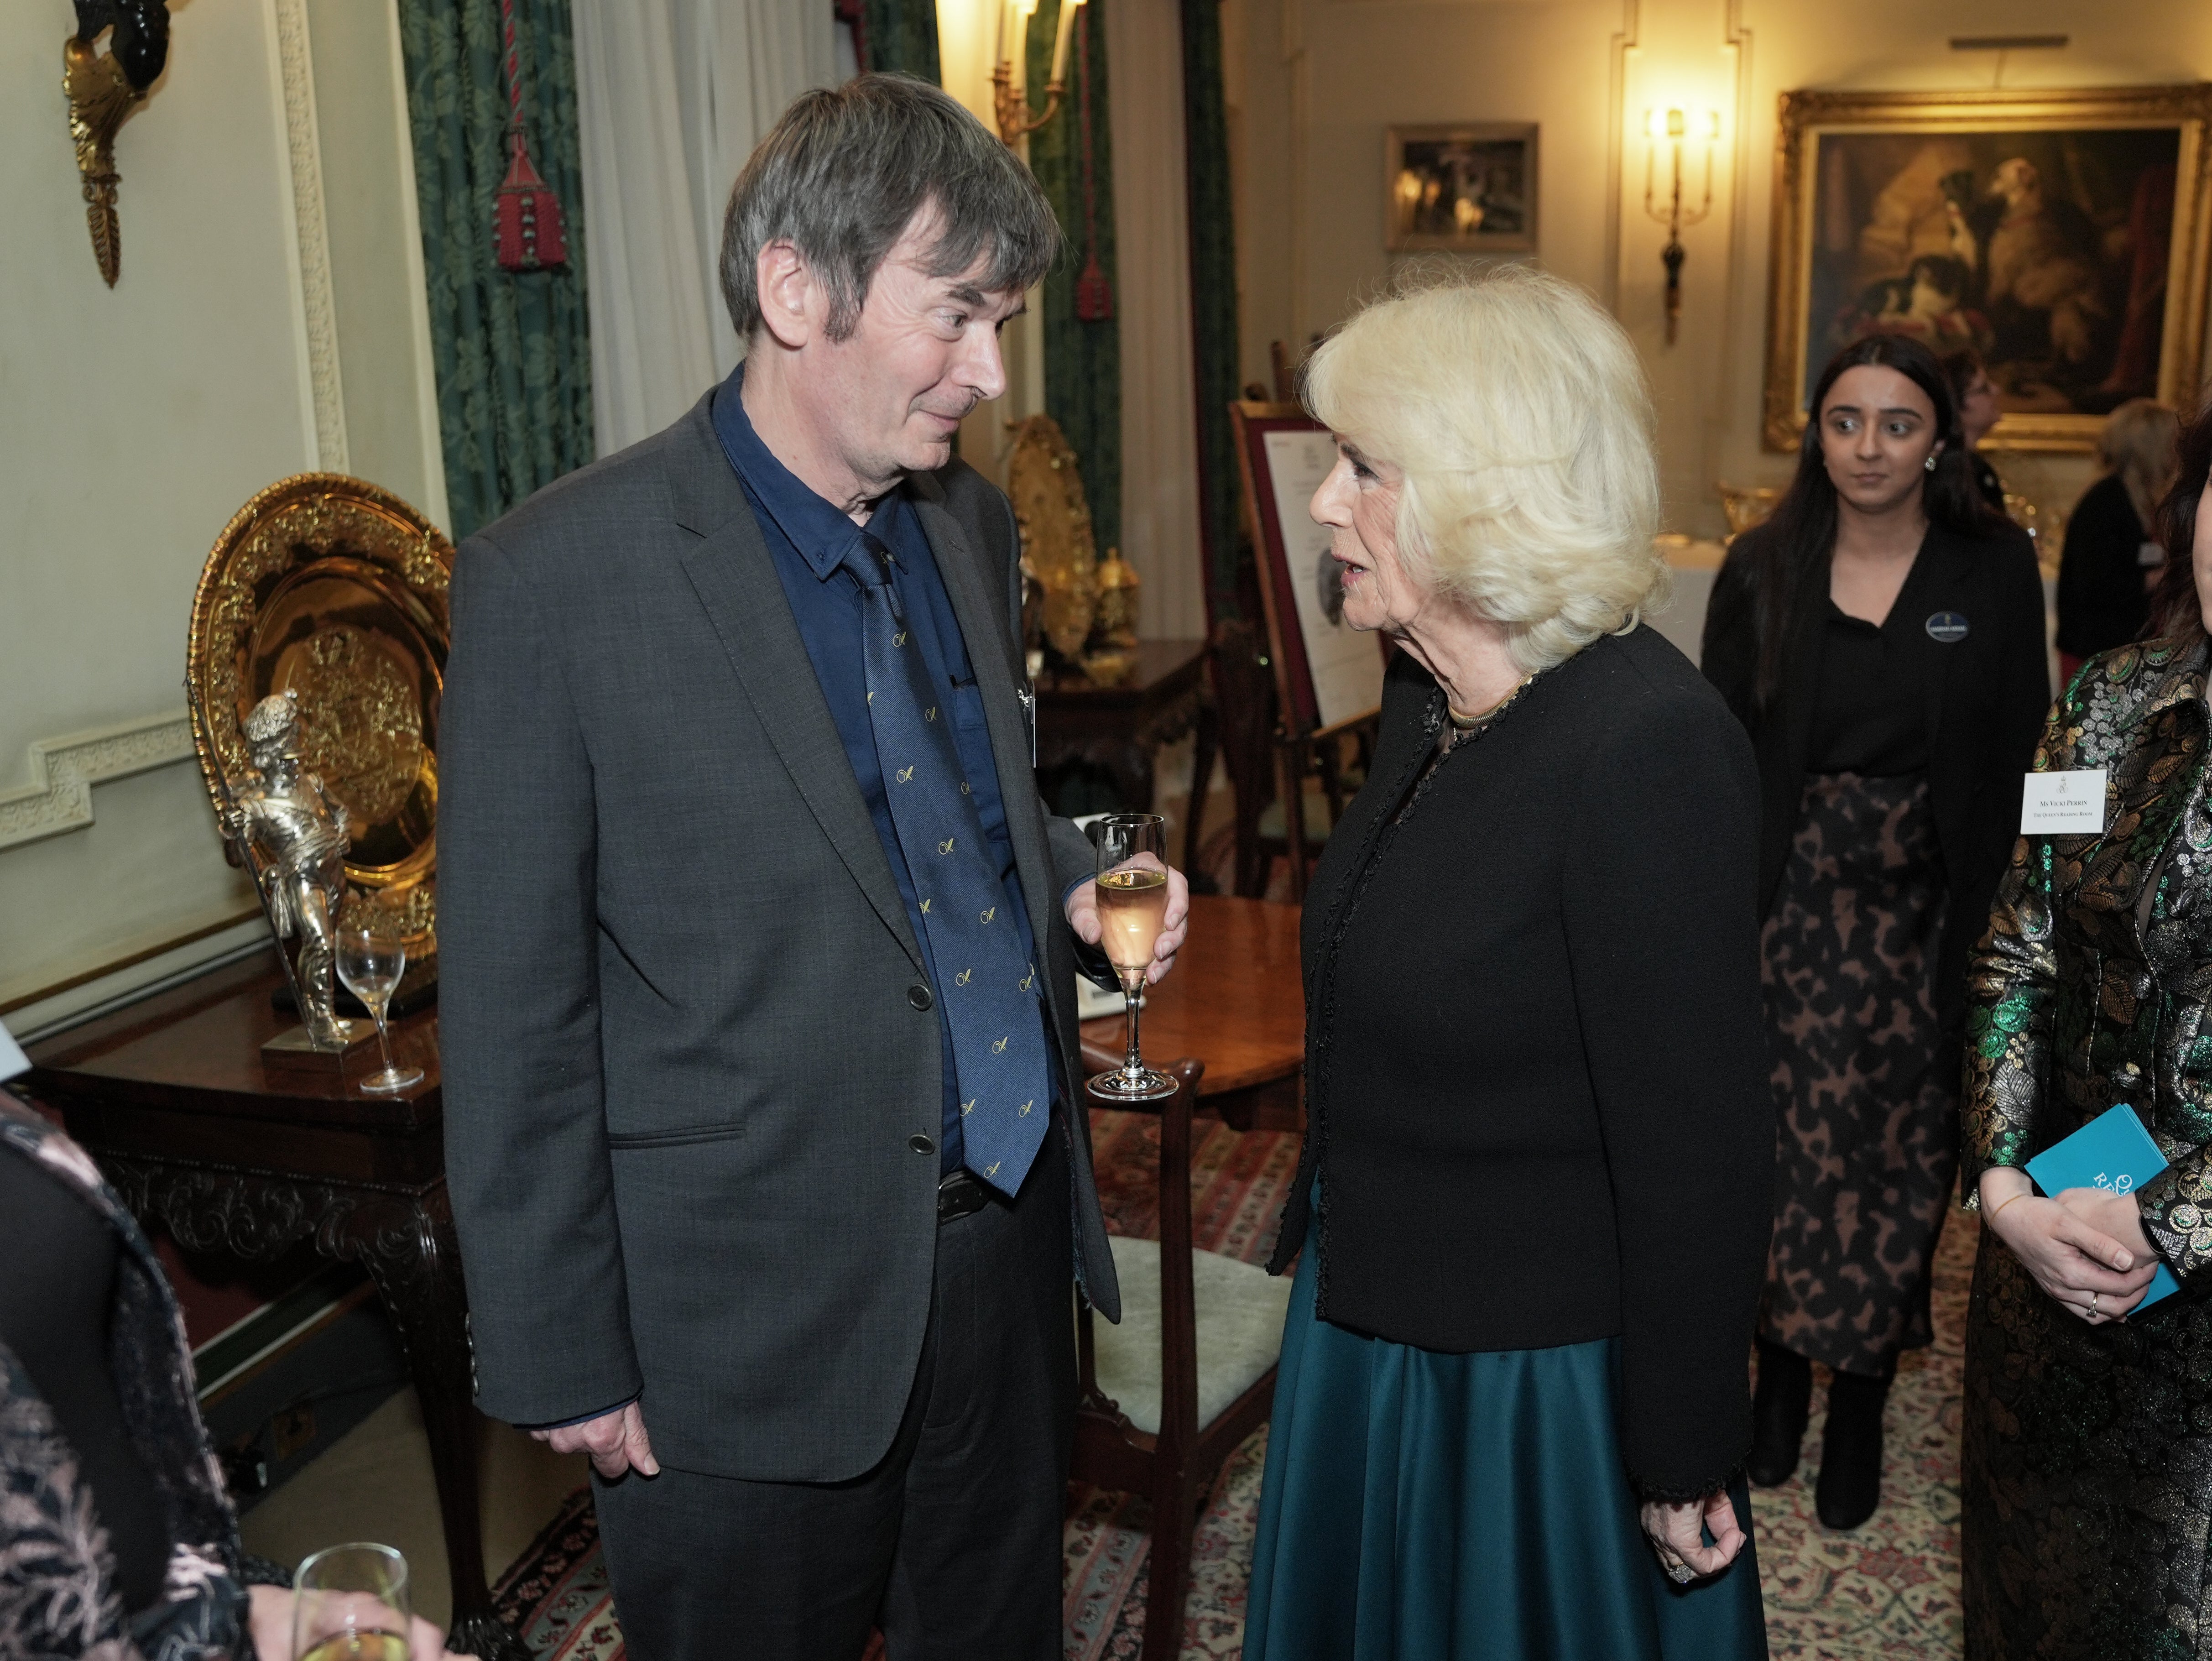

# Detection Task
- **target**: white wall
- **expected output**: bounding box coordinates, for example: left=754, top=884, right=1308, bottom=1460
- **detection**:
left=1, top=0, right=444, bottom=1034
left=1233, top=0, right=2212, bottom=541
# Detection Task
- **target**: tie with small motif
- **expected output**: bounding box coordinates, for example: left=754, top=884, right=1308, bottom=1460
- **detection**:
left=842, top=531, right=1051, bottom=1196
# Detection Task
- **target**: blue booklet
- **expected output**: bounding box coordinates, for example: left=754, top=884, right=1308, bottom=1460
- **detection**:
left=2024, top=1104, right=2182, bottom=1312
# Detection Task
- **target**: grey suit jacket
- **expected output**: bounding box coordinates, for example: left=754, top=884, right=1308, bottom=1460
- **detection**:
left=438, top=391, right=1122, bottom=1483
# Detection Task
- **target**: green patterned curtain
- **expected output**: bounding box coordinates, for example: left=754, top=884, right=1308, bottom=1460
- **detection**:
left=396, top=0, right=594, bottom=541
left=862, top=0, right=942, bottom=80
left=1027, top=0, right=1120, bottom=561
left=1180, top=0, right=1242, bottom=620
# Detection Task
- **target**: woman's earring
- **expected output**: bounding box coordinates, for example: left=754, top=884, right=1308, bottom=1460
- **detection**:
left=1925, top=454, right=1937, bottom=472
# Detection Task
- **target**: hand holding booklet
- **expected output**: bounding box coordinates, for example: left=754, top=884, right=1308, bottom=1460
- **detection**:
left=2024, top=1104, right=2183, bottom=1313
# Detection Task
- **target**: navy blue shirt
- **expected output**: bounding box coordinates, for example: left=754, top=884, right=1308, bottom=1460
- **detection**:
left=710, top=371, right=1046, bottom=1175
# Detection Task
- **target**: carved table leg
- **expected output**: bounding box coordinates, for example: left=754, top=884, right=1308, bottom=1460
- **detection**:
left=356, top=1187, right=529, bottom=1661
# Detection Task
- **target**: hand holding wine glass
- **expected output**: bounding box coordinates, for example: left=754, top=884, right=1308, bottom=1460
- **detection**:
left=1081, top=814, right=1182, bottom=1102
left=336, top=924, right=424, bottom=1095
left=288, top=1543, right=421, bottom=1661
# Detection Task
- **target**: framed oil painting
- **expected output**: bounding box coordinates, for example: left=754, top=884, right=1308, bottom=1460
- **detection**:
left=1386, top=124, right=1538, bottom=253
left=1763, top=84, right=2212, bottom=452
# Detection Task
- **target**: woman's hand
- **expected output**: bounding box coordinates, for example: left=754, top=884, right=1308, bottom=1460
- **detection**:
left=1980, top=1168, right=2158, bottom=1324
left=247, top=1584, right=470, bottom=1658
left=1639, top=1489, right=1745, bottom=1583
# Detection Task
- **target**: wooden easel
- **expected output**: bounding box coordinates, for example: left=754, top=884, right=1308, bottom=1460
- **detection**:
left=1227, top=398, right=1383, bottom=902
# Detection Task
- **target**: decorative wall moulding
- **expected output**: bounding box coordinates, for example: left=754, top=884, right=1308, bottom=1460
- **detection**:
left=0, top=711, right=196, bottom=852
left=271, top=0, right=349, bottom=471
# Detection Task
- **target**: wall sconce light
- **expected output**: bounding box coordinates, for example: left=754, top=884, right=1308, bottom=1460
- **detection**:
left=1642, top=106, right=1719, bottom=345
left=991, top=0, right=1088, bottom=146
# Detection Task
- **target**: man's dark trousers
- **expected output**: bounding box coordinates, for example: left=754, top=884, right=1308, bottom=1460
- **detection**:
left=590, top=1125, right=1076, bottom=1660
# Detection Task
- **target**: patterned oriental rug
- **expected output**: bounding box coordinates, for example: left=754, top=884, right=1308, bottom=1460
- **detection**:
left=489, top=1112, right=1978, bottom=1660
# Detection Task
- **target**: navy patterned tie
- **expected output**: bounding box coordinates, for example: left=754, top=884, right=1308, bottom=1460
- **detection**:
left=842, top=531, right=1051, bottom=1196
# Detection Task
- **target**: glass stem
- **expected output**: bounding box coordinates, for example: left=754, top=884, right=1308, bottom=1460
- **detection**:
left=371, top=1006, right=395, bottom=1075
left=1122, top=983, right=1144, bottom=1077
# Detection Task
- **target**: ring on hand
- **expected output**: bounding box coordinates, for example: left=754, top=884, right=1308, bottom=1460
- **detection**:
left=1666, top=1562, right=1695, bottom=1585
left=2090, top=1292, right=2101, bottom=1316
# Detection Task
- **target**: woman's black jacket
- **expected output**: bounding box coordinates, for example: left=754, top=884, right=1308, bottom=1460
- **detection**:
left=1700, top=517, right=2051, bottom=1055
left=1267, top=626, right=1775, bottom=1500
left=2056, top=473, right=2153, bottom=659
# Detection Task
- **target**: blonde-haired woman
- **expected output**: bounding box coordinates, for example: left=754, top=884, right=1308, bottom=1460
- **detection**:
left=2056, top=398, right=2181, bottom=681
left=1244, top=266, right=1774, bottom=1660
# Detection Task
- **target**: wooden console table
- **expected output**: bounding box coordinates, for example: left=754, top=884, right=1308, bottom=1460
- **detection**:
left=20, top=953, right=526, bottom=1661
left=1035, top=637, right=1209, bottom=814
left=1080, top=894, right=1304, bottom=1131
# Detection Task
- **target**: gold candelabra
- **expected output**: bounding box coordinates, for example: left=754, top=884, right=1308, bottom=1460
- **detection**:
left=1642, top=106, right=1718, bottom=345
left=991, top=0, right=1088, bottom=145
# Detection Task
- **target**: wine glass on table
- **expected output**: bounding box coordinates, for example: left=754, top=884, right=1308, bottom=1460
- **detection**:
left=336, top=924, right=424, bottom=1094
left=1085, top=813, right=1176, bottom=1102
left=291, top=1542, right=413, bottom=1661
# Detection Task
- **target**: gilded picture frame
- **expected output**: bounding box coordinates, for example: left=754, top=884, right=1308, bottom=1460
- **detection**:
left=1763, top=84, right=2212, bottom=453
left=1385, top=123, right=1538, bottom=254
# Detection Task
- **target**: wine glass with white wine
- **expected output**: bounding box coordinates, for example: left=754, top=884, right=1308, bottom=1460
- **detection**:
left=291, top=1542, right=412, bottom=1661
left=1085, top=813, right=1176, bottom=1102
left=336, top=924, right=423, bottom=1095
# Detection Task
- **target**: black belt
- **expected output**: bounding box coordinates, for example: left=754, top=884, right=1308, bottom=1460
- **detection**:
left=937, top=1169, right=993, bottom=1225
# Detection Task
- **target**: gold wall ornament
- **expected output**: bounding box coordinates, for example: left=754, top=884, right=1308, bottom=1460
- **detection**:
left=63, top=2, right=172, bottom=287
left=1004, top=414, right=1097, bottom=668
left=187, top=474, right=454, bottom=975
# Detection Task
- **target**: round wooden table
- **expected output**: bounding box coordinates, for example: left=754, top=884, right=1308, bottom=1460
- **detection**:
left=1079, top=894, right=1304, bottom=1129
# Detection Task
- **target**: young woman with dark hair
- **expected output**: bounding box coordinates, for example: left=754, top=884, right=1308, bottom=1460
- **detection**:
left=1960, top=395, right=2212, bottom=1658
left=1702, top=334, right=2050, bottom=1530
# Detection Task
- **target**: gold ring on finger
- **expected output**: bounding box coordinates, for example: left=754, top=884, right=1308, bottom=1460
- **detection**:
left=2091, top=1292, right=2101, bottom=1316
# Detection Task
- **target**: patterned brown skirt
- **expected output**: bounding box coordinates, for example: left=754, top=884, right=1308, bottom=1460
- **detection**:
left=1758, top=772, right=1956, bottom=1377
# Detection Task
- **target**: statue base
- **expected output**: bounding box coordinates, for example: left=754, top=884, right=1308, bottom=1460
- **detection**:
left=261, top=1020, right=379, bottom=1076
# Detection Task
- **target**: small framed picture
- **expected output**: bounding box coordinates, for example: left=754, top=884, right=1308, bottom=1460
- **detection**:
left=1385, top=123, right=1539, bottom=253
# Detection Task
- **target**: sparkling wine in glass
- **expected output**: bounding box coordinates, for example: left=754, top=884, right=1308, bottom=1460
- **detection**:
left=1086, top=814, right=1175, bottom=1102
left=292, top=1542, right=413, bottom=1661
left=336, top=925, right=423, bottom=1095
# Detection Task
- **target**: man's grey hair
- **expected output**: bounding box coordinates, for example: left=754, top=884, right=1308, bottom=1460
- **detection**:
left=721, top=74, right=1061, bottom=344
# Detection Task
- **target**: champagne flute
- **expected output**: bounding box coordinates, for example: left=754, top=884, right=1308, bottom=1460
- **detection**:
left=336, top=925, right=423, bottom=1095
left=1086, top=814, right=1175, bottom=1102
left=292, top=1542, right=413, bottom=1661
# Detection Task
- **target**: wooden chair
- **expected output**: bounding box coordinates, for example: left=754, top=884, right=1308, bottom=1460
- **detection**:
left=1073, top=1057, right=1293, bottom=1661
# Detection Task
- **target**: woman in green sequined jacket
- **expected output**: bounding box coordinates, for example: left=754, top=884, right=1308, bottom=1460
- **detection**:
left=1961, top=395, right=2212, bottom=1659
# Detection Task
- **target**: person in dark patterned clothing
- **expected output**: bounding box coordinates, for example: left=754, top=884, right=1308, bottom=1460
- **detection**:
left=1962, top=396, right=2212, bottom=1660
left=0, top=1085, right=465, bottom=1660
left=1703, top=335, right=2049, bottom=1529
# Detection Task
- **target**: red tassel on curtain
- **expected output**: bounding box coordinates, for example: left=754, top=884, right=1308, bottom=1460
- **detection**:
left=1071, top=10, right=1113, bottom=322
left=495, top=0, right=567, bottom=271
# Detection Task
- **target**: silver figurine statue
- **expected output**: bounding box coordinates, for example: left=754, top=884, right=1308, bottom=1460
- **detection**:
left=220, top=690, right=355, bottom=1049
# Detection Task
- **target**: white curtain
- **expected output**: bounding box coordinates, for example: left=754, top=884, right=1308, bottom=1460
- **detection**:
left=1105, top=0, right=1207, bottom=642
left=574, top=0, right=838, bottom=455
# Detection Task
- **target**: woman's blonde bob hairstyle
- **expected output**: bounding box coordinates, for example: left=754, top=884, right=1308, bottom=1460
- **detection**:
left=1301, top=263, right=1666, bottom=674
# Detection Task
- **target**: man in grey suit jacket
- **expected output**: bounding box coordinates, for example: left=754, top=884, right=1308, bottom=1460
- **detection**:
left=438, top=76, right=1189, bottom=1660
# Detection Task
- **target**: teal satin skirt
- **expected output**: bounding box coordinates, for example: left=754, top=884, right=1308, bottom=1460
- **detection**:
left=1243, top=1224, right=1767, bottom=1661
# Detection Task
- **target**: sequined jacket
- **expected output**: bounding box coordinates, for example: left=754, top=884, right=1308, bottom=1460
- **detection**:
left=1964, top=635, right=2212, bottom=1278
left=0, top=1090, right=256, bottom=1660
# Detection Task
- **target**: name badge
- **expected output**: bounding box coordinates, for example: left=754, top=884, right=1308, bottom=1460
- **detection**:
left=2139, top=540, right=2166, bottom=569
left=1925, top=611, right=1970, bottom=644
left=2021, top=768, right=2108, bottom=834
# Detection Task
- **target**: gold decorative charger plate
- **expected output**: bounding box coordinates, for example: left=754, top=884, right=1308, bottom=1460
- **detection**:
left=1005, top=414, right=1098, bottom=663
left=186, top=474, right=452, bottom=961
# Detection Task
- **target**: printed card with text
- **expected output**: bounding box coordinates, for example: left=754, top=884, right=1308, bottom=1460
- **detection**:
left=2021, top=769, right=2108, bottom=835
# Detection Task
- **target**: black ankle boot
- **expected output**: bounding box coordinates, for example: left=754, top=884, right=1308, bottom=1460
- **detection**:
left=1816, top=1367, right=1890, bottom=1530
left=1748, top=1340, right=1812, bottom=1487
